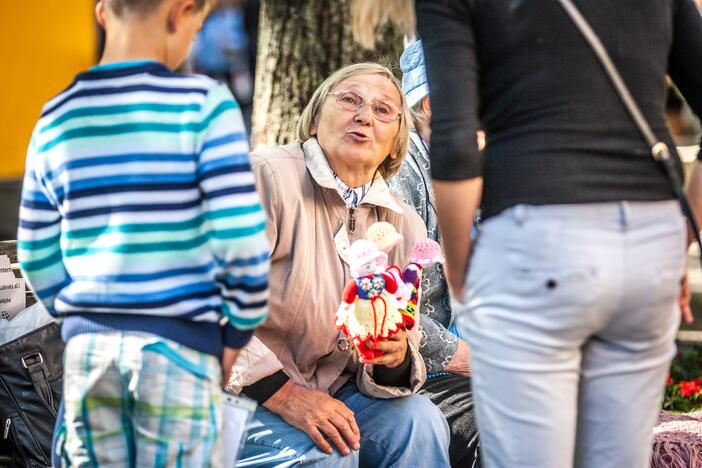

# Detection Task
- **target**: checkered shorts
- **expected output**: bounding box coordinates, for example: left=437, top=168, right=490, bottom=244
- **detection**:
left=56, top=332, right=223, bottom=467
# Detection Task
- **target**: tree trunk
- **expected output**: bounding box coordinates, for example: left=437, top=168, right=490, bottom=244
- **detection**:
left=251, top=0, right=403, bottom=149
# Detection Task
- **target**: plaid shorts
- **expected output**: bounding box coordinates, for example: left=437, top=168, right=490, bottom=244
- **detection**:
left=56, top=332, right=223, bottom=467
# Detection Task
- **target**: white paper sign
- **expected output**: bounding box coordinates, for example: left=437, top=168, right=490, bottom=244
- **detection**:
left=0, top=255, right=11, bottom=275
left=222, top=393, right=257, bottom=467
left=0, top=255, right=26, bottom=321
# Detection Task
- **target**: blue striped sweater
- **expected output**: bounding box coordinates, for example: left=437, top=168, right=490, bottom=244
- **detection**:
left=17, top=61, right=270, bottom=356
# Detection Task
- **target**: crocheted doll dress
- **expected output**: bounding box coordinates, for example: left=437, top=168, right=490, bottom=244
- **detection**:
left=336, top=240, right=406, bottom=360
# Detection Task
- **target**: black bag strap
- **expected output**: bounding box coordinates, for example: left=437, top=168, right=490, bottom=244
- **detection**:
left=22, top=352, right=56, bottom=416
left=556, top=0, right=702, bottom=269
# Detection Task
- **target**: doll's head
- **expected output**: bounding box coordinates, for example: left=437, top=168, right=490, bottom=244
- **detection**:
left=366, top=222, right=403, bottom=253
left=410, top=238, right=444, bottom=265
left=349, top=239, right=388, bottom=277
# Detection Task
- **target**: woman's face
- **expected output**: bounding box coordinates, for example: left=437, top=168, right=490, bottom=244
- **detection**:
left=312, top=73, right=402, bottom=182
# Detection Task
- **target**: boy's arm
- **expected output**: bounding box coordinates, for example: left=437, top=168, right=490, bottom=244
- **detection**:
left=17, top=136, right=70, bottom=315
left=197, top=83, right=270, bottom=349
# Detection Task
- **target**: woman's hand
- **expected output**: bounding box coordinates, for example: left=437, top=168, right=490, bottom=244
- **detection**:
left=263, top=380, right=360, bottom=455
left=680, top=270, right=694, bottom=325
left=361, top=328, right=409, bottom=368
left=443, top=339, right=471, bottom=377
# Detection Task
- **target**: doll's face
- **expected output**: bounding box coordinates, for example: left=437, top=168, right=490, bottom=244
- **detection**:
left=357, top=256, right=386, bottom=276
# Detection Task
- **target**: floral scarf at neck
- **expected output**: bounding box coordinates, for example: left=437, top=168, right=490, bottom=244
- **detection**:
left=333, top=172, right=372, bottom=209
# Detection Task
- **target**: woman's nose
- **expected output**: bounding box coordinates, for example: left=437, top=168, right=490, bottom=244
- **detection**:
left=353, top=104, right=373, bottom=124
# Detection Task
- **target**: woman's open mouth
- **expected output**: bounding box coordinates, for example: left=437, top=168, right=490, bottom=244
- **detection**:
left=346, top=131, right=371, bottom=142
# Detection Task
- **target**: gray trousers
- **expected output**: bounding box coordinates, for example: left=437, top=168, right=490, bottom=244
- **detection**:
left=459, top=201, right=686, bottom=468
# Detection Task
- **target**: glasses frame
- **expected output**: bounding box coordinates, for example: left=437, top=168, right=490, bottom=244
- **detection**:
left=326, top=90, right=402, bottom=123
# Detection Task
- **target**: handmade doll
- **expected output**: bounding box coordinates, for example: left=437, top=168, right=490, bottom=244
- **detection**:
left=400, top=238, right=445, bottom=326
left=366, top=221, right=404, bottom=253
left=365, top=222, right=414, bottom=323
left=335, top=239, right=406, bottom=360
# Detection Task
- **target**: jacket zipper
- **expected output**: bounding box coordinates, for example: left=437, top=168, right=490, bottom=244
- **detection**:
left=0, top=378, right=47, bottom=461
left=3, top=418, right=10, bottom=439
left=348, top=208, right=356, bottom=233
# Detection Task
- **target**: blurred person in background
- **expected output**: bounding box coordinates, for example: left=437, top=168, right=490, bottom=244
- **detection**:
left=191, top=0, right=254, bottom=132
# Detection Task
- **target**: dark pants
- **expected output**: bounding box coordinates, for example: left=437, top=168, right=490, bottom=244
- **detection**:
left=419, top=374, right=481, bottom=468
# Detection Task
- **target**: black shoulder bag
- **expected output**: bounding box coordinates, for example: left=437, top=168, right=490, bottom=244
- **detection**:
left=0, top=321, right=64, bottom=467
left=555, top=0, right=702, bottom=269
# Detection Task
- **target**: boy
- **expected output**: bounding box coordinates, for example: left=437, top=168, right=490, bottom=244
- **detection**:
left=17, top=0, right=269, bottom=465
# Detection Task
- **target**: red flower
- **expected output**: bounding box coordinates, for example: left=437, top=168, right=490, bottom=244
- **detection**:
left=678, top=380, right=702, bottom=398
left=667, top=375, right=673, bottom=386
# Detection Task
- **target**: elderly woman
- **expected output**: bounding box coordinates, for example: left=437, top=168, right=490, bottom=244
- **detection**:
left=227, top=63, right=450, bottom=467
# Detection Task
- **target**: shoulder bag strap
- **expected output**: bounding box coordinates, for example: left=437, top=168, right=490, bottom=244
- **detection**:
left=555, top=0, right=702, bottom=269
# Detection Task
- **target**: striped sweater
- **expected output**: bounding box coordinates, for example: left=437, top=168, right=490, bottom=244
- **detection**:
left=17, top=61, right=270, bottom=356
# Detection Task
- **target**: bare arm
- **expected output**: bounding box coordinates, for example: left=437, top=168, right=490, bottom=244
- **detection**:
left=432, top=178, right=483, bottom=299
left=682, top=161, right=702, bottom=324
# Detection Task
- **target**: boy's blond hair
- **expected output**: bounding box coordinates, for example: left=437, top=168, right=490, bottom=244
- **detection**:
left=351, top=0, right=416, bottom=50
left=105, top=0, right=209, bottom=16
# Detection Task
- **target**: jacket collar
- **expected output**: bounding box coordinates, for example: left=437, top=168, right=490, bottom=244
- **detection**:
left=302, top=138, right=404, bottom=214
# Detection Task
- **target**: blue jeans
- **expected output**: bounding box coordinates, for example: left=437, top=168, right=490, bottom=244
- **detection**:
left=236, top=383, right=450, bottom=467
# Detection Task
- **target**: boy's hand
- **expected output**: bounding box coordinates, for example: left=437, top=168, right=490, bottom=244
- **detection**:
left=221, top=347, right=240, bottom=388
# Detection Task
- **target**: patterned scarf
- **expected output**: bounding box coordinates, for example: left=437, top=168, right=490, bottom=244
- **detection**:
left=333, top=172, right=372, bottom=209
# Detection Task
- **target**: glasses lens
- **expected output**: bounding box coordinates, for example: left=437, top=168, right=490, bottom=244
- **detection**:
left=331, top=90, right=400, bottom=122
left=371, top=102, right=398, bottom=122
left=335, top=91, right=363, bottom=111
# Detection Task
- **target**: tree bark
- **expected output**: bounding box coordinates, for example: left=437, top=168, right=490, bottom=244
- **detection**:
left=251, top=0, right=403, bottom=149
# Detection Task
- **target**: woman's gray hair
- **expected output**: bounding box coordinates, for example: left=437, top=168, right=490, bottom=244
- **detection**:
left=295, top=62, right=411, bottom=179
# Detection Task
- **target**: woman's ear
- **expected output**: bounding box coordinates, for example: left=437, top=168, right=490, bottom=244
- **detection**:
left=421, top=96, right=432, bottom=119
left=310, top=120, right=318, bottom=136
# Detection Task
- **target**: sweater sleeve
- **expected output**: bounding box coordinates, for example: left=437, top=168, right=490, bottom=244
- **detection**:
left=669, top=0, right=702, bottom=160
left=17, top=135, right=70, bottom=315
left=415, top=0, right=483, bottom=180
left=197, top=83, right=270, bottom=347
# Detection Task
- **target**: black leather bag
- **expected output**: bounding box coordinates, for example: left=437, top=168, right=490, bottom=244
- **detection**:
left=0, top=321, right=64, bottom=467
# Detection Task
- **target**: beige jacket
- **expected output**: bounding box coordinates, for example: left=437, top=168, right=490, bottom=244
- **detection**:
left=228, top=140, right=428, bottom=398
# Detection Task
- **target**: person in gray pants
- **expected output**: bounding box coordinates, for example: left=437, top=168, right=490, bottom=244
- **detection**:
left=416, top=0, right=702, bottom=466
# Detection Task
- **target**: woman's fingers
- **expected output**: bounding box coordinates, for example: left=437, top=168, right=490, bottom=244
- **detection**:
left=336, top=408, right=360, bottom=438
left=366, top=336, right=407, bottom=367
left=307, top=426, right=334, bottom=454
left=329, top=412, right=360, bottom=449
left=318, top=420, right=351, bottom=455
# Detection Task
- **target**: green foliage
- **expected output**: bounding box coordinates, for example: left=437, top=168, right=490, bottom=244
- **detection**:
left=663, top=344, right=702, bottom=413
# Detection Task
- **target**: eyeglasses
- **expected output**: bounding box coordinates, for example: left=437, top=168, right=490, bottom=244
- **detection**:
left=326, top=90, right=402, bottom=123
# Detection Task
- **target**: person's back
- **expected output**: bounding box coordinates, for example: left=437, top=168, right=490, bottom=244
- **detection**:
left=18, top=0, right=270, bottom=464
left=417, top=1, right=702, bottom=467
left=419, top=0, right=702, bottom=219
